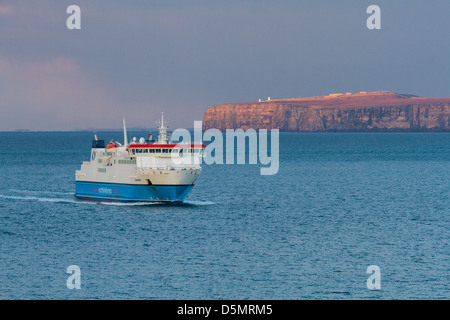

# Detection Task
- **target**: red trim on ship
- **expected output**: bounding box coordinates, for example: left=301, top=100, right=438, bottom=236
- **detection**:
left=127, top=144, right=205, bottom=150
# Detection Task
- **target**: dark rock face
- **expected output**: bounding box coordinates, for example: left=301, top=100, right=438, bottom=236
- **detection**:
left=203, top=92, right=450, bottom=132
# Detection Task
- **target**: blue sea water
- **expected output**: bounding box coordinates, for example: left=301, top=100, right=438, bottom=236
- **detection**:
left=0, top=132, right=448, bottom=300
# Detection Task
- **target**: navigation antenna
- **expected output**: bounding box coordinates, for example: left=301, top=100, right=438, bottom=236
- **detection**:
left=156, top=112, right=169, bottom=144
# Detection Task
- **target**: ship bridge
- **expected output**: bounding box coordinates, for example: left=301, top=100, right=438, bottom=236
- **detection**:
left=127, top=144, right=205, bottom=156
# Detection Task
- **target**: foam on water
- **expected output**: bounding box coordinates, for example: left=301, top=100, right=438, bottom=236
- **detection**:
left=99, top=200, right=216, bottom=206
left=183, top=200, right=216, bottom=206
left=100, top=201, right=163, bottom=206
left=8, top=189, right=74, bottom=196
left=0, top=190, right=215, bottom=207
left=0, top=193, right=94, bottom=205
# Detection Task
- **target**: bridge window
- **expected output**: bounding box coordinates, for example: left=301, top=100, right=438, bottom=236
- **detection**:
left=118, top=159, right=136, bottom=165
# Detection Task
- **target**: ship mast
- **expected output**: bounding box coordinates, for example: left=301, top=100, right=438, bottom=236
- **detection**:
left=156, top=112, right=168, bottom=144
left=123, top=117, right=128, bottom=147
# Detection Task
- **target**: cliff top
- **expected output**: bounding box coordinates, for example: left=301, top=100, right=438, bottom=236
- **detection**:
left=223, top=91, right=450, bottom=109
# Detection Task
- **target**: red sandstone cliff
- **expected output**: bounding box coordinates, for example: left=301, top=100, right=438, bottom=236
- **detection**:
left=202, top=91, right=450, bottom=132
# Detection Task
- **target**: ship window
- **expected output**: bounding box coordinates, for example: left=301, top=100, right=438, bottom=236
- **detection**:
left=118, top=159, right=136, bottom=165
left=162, top=149, right=168, bottom=153
left=155, top=149, right=161, bottom=153
left=136, top=149, right=142, bottom=153
left=98, top=168, right=106, bottom=173
left=149, top=149, right=154, bottom=153
left=143, top=149, right=149, bottom=153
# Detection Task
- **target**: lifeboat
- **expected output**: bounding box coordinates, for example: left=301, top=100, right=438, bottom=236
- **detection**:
left=106, top=141, right=117, bottom=149
left=106, top=141, right=118, bottom=154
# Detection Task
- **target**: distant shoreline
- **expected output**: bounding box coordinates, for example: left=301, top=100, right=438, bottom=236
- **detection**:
left=203, top=91, right=450, bottom=132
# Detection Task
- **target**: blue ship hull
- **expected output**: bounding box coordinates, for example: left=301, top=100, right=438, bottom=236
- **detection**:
left=75, top=181, right=194, bottom=203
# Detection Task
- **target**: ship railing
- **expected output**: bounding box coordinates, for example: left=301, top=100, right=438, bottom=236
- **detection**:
left=138, top=166, right=199, bottom=173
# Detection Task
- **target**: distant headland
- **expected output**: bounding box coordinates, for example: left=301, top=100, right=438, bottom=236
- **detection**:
left=202, top=91, right=450, bottom=132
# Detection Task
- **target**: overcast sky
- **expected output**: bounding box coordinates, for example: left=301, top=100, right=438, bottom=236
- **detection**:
left=0, top=0, right=449, bottom=131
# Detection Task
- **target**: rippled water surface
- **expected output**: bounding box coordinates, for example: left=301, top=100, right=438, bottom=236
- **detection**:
left=0, top=132, right=448, bottom=299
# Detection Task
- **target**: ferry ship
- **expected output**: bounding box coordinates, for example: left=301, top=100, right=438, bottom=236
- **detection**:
left=75, top=113, right=204, bottom=203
